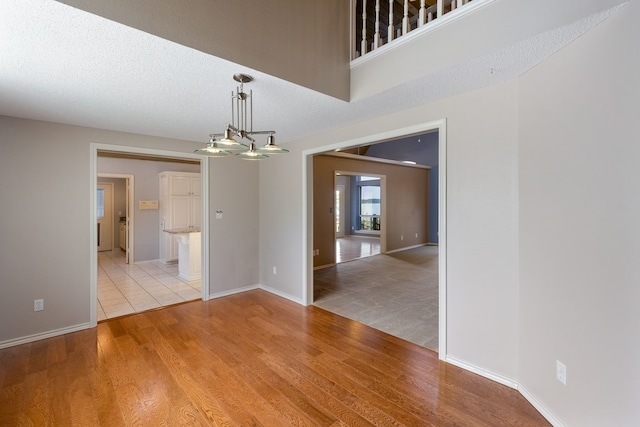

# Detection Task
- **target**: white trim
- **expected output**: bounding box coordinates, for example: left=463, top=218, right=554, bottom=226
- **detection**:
left=327, top=151, right=431, bottom=169
left=89, top=147, right=98, bottom=327
left=0, top=322, right=92, bottom=349
left=200, top=159, right=210, bottom=301
left=519, top=385, right=566, bottom=427
left=302, top=119, right=447, bottom=360
left=90, top=143, right=211, bottom=324
left=208, top=284, right=307, bottom=307
left=438, top=119, right=447, bottom=361
left=350, top=0, right=497, bottom=67
left=445, top=355, right=519, bottom=390
left=209, top=284, right=260, bottom=300
left=260, top=285, right=305, bottom=305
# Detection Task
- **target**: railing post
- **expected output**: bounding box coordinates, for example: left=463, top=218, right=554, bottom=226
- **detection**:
left=418, top=0, right=426, bottom=27
left=437, top=0, right=443, bottom=18
left=388, top=0, right=394, bottom=43
left=402, top=0, right=409, bottom=35
left=374, top=0, right=381, bottom=48
left=361, top=0, right=367, bottom=55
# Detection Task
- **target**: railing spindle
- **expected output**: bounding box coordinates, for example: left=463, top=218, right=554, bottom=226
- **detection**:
left=418, top=0, right=426, bottom=27
left=374, top=0, right=381, bottom=48
left=355, top=0, right=474, bottom=59
left=388, top=0, right=394, bottom=43
left=402, top=0, right=409, bottom=35
left=361, top=0, right=367, bottom=56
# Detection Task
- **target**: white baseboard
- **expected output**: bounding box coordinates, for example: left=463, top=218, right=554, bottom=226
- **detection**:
left=208, top=284, right=259, bottom=300
left=385, top=243, right=428, bottom=254
left=260, top=285, right=305, bottom=305
left=0, top=322, right=93, bottom=349
left=518, top=385, right=566, bottom=427
left=313, top=263, right=336, bottom=270
left=445, top=356, right=564, bottom=426
left=445, top=355, right=519, bottom=389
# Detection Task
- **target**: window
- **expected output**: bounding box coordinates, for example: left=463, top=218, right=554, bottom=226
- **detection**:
left=97, top=188, right=105, bottom=218
left=359, top=185, right=380, bottom=231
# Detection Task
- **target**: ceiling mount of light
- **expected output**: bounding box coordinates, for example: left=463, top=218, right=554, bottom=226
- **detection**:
left=195, top=73, right=288, bottom=160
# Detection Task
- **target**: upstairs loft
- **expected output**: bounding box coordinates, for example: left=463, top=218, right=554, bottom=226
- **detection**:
left=349, top=0, right=625, bottom=101
left=353, top=0, right=476, bottom=59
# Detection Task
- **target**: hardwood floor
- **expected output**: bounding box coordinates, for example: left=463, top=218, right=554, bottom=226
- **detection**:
left=0, top=290, right=550, bottom=426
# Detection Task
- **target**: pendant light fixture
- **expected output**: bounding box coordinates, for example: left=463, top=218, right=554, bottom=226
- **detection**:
left=195, top=73, right=289, bottom=159
left=193, top=137, right=232, bottom=157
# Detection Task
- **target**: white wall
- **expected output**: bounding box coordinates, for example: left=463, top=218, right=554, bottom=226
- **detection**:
left=518, top=1, right=640, bottom=425
left=0, top=116, right=259, bottom=345
left=260, top=79, right=521, bottom=379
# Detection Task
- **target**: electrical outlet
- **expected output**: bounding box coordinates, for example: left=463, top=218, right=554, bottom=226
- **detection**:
left=272, top=266, right=277, bottom=275
left=415, top=233, right=418, bottom=238
left=401, top=235, right=404, bottom=241
left=556, top=360, right=567, bottom=385
left=34, top=299, right=44, bottom=312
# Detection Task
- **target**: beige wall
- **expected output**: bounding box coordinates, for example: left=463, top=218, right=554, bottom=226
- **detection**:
left=260, top=78, right=521, bottom=378
left=0, top=116, right=259, bottom=345
left=313, top=154, right=430, bottom=267
left=517, top=1, right=640, bottom=424
left=57, top=0, right=350, bottom=101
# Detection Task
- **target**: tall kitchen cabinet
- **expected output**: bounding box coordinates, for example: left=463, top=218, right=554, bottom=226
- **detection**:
left=159, top=171, right=201, bottom=263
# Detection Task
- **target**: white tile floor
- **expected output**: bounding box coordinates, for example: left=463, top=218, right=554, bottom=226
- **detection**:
left=98, top=250, right=201, bottom=321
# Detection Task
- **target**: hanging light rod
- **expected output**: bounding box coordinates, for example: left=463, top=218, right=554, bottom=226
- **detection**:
left=194, top=73, right=289, bottom=159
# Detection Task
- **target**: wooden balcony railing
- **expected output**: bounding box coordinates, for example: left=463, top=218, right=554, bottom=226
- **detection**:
left=354, top=0, right=475, bottom=59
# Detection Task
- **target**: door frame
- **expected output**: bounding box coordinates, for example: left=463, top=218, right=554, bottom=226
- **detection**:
left=303, top=118, right=447, bottom=359
left=98, top=173, right=134, bottom=263
left=89, top=143, right=210, bottom=327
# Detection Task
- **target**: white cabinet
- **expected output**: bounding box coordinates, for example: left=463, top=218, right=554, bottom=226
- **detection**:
left=159, top=171, right=201, bottom=263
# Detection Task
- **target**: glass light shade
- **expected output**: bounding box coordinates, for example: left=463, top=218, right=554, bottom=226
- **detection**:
left=194, top=141, right=231, bottom=157
left=216, top=128, right=248, bottom=150
left=256, top=135, right=289, bottom=154
left=236, top=143, right=269, bottom=160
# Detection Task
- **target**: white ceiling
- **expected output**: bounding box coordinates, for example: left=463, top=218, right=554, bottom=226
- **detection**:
left=0, top=0, right=624, bottom=147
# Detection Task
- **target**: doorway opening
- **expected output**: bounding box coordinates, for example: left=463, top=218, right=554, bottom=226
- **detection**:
left=90, top=144, right=210, bottom=325
left=304, top=120, right=447, bottom=357
left=334, top=172, right=384, bottom=264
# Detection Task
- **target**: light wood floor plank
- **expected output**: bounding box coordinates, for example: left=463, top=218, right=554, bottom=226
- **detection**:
left=0, top=290, right=551, bottom=426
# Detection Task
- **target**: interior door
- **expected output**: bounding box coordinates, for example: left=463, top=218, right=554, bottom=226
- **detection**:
left=97, top=182, right=114, bottom=252
left=336, top=184, right=345, bottom=238
left=125, top=177, right=130, bottom=263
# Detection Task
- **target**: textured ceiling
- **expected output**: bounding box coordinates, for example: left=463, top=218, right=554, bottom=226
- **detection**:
left=0, top=0, right=625, bottom=147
